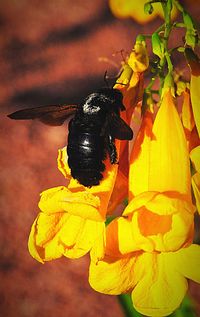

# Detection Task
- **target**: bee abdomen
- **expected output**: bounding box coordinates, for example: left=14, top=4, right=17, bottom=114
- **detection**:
left=67, top=131, right=106, bottom=187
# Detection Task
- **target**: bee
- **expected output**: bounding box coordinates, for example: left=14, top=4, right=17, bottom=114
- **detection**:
left=8, top=87, right=133, bottom=187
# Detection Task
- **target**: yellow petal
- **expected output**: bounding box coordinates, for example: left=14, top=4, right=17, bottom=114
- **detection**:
left=128, top=89, right=194, bottom=215
left=171, top=244, right=200, bottom=283
left=114, top=63, right=133, bottom=88
left=191, top=74, right=200, bottom=137
left=123, top=192, right=194, bottom=252
left=107, top=170, right=128, bottom=214
left=181, top=89, right=195, bottom=133
left=89, top=254, right=137, bottom=294
left=106, top=217, right=139, bottom=255
left=28, top=212, right=70, bottom=262
left=129, top=111, right=154, bottom=198
left=28, top=215, right=45, bottom=263
left=192, top=172, right=200, bottom=214
left=28, top=212, right=105, bottom=261
left=124, top=191, right=195, bottom=216
left=38, top=186, right=105, bottom=221
left=133, top=208, right=193, bottom=252
left=132, top=252, right=188, bottom=317
left=128, top=40, right=149, bottom=73
left=124, top=73, right=144, bottom=111
left=57, top=146, right=71, bottom=178
left=190, top=145, right=200, bottom=173
left=149, top=90, right=190, bottom=194
left=185, top=49, right=200, bottom=137
left=61, top=216, right=105, bottom=259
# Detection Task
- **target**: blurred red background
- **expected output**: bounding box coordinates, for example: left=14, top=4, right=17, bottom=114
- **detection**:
left=0, top=1, right=200, bottom=316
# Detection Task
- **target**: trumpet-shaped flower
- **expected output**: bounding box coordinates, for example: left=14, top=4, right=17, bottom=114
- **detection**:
left=89, top=88, right=200, bottom=316
left=28, top=141, right=124, bottom=263
left=89, top=244, right=200, bottom=317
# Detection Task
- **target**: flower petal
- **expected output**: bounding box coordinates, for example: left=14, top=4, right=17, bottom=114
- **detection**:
left=28, top=212, right=70, bottom=262
left=38, top=186, right=103, bottom=221
left=107, top=170, right=128, bottom=214
left=106, top=217, right=138, bottom=256
left=181, top=89, right=195, bottom=133
left=129, top=91, right=191, bottom=196
left=89, top=254, right=137, bottom=294
left=61, top=217, right=105, bottom=259
left=128, top=40, right=149, bottom=73
left=132, top=252, right=188, bottom=317
left=123, top=192, right=194, bottom=252
left=192, top=172, right=200, bottom=214
left=190, top=146, right=200, bottom=173
left=191, top=74, right=200, bottom=137
left=171, top=244, right=200, bottom=283
left=124, top=191, right=195, bottom=216
left=28, top=212, right=105, bottom=261
left=149, top=90, right=190, bottom=194
left=132, top=208, right=193, bottom=252
left=129, top=111, right=154, bottom=198
left=57, top=146, right=71, bottom=178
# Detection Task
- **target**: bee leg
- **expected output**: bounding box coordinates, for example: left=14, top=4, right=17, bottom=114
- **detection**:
left=106, top=134, right=118, bottom=164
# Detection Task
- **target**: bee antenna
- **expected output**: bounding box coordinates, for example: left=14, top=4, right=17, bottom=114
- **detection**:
left=112, top=49, right=127, bottom=63
left=119, top=49, right=126, bottom=63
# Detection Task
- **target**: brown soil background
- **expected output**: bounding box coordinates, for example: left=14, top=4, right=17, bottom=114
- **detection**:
left=0, top=1, right=200, bottom=316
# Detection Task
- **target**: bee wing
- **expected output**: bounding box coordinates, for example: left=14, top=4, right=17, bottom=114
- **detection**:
left=7, top=104, right=78, bottom=126
left=108, top=112, right=133, bottom=140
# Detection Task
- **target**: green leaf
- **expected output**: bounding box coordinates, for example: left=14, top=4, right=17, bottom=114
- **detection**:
left=144, top=2, right=154, bottom=15
left=152, top=32, right=164, bottom=59
left=183, top=11, right=197, bottom=49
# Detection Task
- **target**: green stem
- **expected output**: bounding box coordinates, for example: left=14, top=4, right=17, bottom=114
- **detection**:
left=145, top=76, right=156, bottom=92
left=162, top=0, right=172, bottom=52
left=172, top=0, right=184, bottom=13
left=158, top=0, right=173, bottom=90
left=118, top=294, right=143, bottom=317
left=165, top=52, right=173, bottom=72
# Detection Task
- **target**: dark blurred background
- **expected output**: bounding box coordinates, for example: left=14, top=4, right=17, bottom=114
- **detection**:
left=0, top=1, right=200, bottom=316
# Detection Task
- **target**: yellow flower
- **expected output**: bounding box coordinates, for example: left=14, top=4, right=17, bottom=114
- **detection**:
left=89, top=89, right=199, bottom=316
left=28, top=142, right=124, bottom=263
left=180, top=83, right=200, bottom=214
left=181, top=88, right=195, bottom=147
left=179, top=57, right=200, bottom=215
left=190, top=73, right=200, bottom=138
left=190, top=146, right=200, bottom=214
left=114, top=39, right=149, bottom=122
left=89, top=244, right=200, bottom=316
left=129, top=89, right=192, bottom=197
left=185, top=48, right=200, bottom=138
left=109, top=0, right=177, bottom=24
left=126, top=91, right=194, bottom=253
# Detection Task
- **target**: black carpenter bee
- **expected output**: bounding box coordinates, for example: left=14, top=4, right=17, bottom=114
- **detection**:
left=8, top=88, right=133, bottom=187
